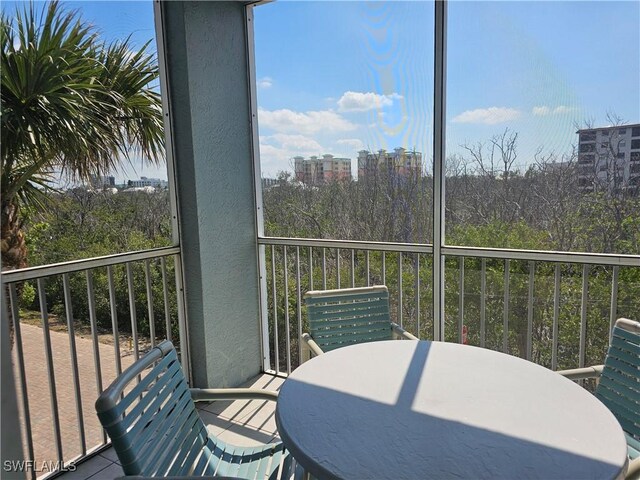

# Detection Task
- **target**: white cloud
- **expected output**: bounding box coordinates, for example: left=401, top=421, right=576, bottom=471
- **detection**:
left=532, top=106, right=551, bottom=116
left=258, top=108, right=357, bottom=135
left=337, top=91, right=403, bottom=112
left=259, top=134, right=325, bottom=175
left=553, top=105, right=573, bottom=114
left=452, top=107, right=521, bottom=125
left=337, top=138, right=365, bottom=151
left=258, top=77, right=273, bottom=89
left=532, top=105, right=574, bottom=116
left=262, top=133, right=323, bottom=152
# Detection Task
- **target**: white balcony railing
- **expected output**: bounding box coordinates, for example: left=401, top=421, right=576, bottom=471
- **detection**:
left=258, top=237, right=639, bottom=376
left=3, top=237, right=638, bottom=478
left=2, top=247, right=187, bottom=479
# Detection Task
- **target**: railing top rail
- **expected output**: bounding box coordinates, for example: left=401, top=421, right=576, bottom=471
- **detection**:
left=1, top=246, right=181, bottom=283
left=258, top=236, right=434, bottom=253
left=3, top=238, right=636, bottom=284
left=443, top=246, right=639, bottom=266
left=258, top=236, right=639, bottom=267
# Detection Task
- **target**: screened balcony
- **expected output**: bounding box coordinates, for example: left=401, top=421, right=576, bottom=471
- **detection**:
left=1, top=1, right=638, bottom=479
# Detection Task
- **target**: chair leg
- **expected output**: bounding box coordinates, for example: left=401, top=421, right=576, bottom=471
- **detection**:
left=301, top=342, right=311, bottom=363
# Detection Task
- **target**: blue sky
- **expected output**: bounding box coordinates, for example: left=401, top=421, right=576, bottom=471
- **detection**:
left=4, top=1, right=639, bottom=180
left=255, top=0, right=640, bottom=176
left=3, top=0, right=159, bottom=184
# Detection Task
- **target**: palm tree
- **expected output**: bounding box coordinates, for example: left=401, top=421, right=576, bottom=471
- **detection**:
left=1, top=1, right=164, bottom=269
left=1, top=1, right=164, bottom=340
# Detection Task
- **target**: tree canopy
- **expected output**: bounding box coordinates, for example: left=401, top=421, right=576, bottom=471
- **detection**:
left=1, top=0, right=164, bottom=270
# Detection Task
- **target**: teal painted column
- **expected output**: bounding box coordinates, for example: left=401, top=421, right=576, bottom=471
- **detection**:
left=158, top=2, right=262, bottom=387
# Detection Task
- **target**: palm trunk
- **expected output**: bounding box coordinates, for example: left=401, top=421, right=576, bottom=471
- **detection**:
left=1, top=200, right=28, bottom=347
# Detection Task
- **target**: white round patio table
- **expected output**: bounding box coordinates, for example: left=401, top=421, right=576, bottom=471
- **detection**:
left=275, top=340, right=628, bottom=480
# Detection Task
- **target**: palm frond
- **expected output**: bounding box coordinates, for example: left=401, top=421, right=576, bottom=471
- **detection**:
left=1, top=0, right=164, bottom=212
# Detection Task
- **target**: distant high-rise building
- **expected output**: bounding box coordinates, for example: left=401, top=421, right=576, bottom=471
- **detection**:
left=89, top=175, right=115, bottom=188
left=262, top=178, right=280, bottom=189
left=294, top=154, right=352, bottom=184
left=127, top=176, right=168, bottom=188
left=357, top=148, right=422, bottom=180
left=577, top=123, right=640, bottom=193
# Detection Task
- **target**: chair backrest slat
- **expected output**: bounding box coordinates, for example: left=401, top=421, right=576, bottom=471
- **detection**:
left=595, top=321, right=640, bottom=443
left=612, top=335, right=640, bottom=357
left=308, top=309, right=390, bottom=326
left=96, top=341, right=294, bottom=479
left=313, top=322, right=391, bottom=339
left=139, top=391, right=199, bottom=474
left=133, top=367, right=196, bottom=472
left=598, top=367, right=640, bottom=396
left=608, top=345, right=640, bottom=370
left=307, top=299, right=389, bottom=316
left=98, top=353, right=175, bottom=427
left=311, top=312, right=391, bottom=330
left=120, top=362, right=184, bottom=435
left=96, top=342, right=216, bottom=476
left=597, top=382, right=638, bottom=424
left=305, top=286, right=393, bottom=351
left=166, top=420, right=210, bottom=476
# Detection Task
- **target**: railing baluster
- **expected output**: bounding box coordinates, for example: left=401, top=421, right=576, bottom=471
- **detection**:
left=62, top=273, right=86, bottom=455
left=144, top=260, right=156, bottom=347
left=382, top=252, right=386, bottom=285
left=161, top=257, right=172, bottom=343
left=258, top=239, right=639, bottom=386
left=126, top=263, right=139, bottom=361
left=259, top=244, right=272, bottom=374
left=322, top=248, right=327, bottom=290
left=107, top=265, right=122, bottom=376
left=37, top=278, right=64, bottom=463
left=283, top=246, right=291, bottom=374
left=415, top=254, right=420, bottom=339
left=309, top=246, right=314, bottom=291
left=579, top=264, right=589, bottom=369
left=365, top=251, right=370, bottom=287
left=296, top=246, right=302, bottom=368
left=398, top=253, right=403, bottom=327
left=609, top=266, right=619, bottom=344
left=351, top=249, right=355, bottom=287
left=85, top=271, right=106, bottom=442
left=271, top=245, right=279, bottom=373
left=1, top=248, right=185, bottom=475
left=526, top=261, right=535, bottom=361
left=172, top=253, right=190, bottom=380
left=9, top=284, right=35, bottom=478
left=552, top=264, right=561, bottom=370
left=503, top=259, right=510, bottom=353
left=458, top=257, right=464, bottom=344
left=480, top=258, right=486, bottom=348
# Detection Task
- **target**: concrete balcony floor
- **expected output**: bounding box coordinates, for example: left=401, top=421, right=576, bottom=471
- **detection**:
left=58, top=373, right=284, bottom=479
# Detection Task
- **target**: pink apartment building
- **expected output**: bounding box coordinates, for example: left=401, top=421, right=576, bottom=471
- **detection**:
left=294, top=154, right=352, bottom=184
left=357, top=148, right=423, bottom=180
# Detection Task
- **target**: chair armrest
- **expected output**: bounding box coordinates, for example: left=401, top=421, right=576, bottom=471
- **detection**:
left=189, top=388, right=278, bottom=403
left=556, top=365, right=604, bottom=380
left=626, top=456, right=640, bottom=480
left=391, top=322, right=419, bottom=341
left=301, top=333, right=324, bottom=357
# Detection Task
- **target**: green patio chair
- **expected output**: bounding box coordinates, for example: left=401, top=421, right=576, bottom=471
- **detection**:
left=96, top=341, right=305, bottom=479
left=301, top=285, right=418, bottom=362
left=557, top=318, right=640, bottom=479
